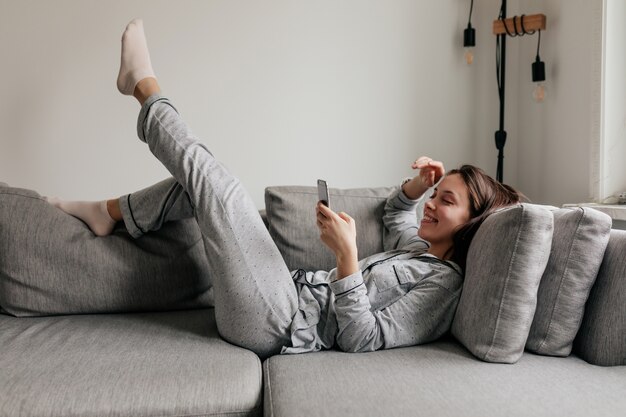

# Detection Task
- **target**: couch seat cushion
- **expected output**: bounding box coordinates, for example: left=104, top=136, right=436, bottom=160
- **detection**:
left=264, top=338, right=626, bottom=417
left=0, top=309, right=261, bottom=417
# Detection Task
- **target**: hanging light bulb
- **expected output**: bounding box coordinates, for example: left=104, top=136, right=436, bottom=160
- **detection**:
left=463, top=0, right=476, bottom=65
left=532, top=56, right=546, bottom=102
left=464, top=24, right=476, bottom=65
left=532, top=82, right=546, bottom=102
left=532, top=30, right=546, bottom=102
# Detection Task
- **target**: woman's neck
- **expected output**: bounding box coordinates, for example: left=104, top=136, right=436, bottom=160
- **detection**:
left=427, top=243, right=453, bottom=260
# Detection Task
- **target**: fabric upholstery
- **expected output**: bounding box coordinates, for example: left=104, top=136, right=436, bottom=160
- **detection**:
left=451, top=204, right=553, bottom=363
left=574, top=229, right=626, bottom=366
left=264, top=185, right=394, bottom=271
left=263, top=338, right=626, bottom=417
left=0, top=185, right=213, bottom=316
left=0, top=309, right=262, bottom=417
left=526, top=207, right=612, bottom=356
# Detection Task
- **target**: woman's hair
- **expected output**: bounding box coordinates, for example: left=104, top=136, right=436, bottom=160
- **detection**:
left=447, top=165, right=524, bottom=271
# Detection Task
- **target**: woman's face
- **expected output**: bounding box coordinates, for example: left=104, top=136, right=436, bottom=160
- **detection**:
left=418, top=173, right=471, bottom=250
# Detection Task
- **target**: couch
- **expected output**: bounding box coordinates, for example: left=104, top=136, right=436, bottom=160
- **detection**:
left=0, top=183, right=624, bottom=417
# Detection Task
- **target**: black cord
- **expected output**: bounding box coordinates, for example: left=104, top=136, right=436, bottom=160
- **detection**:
left=501, top=9, right=515, bottom=37
left=496, top=2, right=503, bottom=100
left=496, top=35, right=501, bottom=93
left=502, top=13, right=538, bottom=38
left=536, top=29, right=542, bottom=59
left=520, top=14, right=537, bottom=35
left=468, top=0, right=474, bottom=25
left=496, top=1, right=505, bottom=101
left=495, top=0, right=507, bottom=183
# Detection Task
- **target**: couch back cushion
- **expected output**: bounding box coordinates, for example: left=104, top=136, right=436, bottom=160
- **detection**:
left=526, top=207, right=612, bottom=356
left=451, top=204, right=554, bottom=364
left=0, top=185, right=213, bottom=316
left=264, top=185, right=394, bottom=271
left=573, top=229, right=626, bottom=366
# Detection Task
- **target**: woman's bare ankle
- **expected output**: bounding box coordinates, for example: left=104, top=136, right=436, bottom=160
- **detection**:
left=133, top=77, right=161, bottom=105
left=106, top=198, right=124, bottom=222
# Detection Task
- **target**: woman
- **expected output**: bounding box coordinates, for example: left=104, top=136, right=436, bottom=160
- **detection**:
left=49, top=19, right=521, bottom=358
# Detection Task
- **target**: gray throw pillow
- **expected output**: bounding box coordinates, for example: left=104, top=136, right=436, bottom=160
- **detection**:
left=573, top=229, right=626, bottom=366
left=451, top=204, right=553, bottom=364
left=526, top=207, right=612, bottom=356
left=264, top=186, right=394, bottom=271
left=0, top=185, right=213, bottom=316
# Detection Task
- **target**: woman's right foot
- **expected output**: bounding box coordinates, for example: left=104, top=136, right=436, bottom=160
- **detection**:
left=116, top=18, right=156, bottom=96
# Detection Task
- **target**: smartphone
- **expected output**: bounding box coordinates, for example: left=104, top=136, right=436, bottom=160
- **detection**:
left=317, top=179, right=330, bottom=207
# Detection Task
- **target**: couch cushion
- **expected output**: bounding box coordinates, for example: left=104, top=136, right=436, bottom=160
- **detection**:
left=451, top=204, right=553, bottom=363
left=526, top=207, right=611, bottom=356
left=574, top=229, right=626, bottom=366
left=264, top=185, right=394, bottom=271
left=0, top=309, right=262, bottom=417
left=0, top=185, right=213, bottom=316
left=264, top=339, right=626, bottom=417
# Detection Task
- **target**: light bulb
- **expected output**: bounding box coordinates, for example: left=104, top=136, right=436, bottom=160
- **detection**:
left=463, top=24, right=475, bottom=66
left=532, top=83, right=546, bottom=102
left=464, top=48, right=474, bottom=65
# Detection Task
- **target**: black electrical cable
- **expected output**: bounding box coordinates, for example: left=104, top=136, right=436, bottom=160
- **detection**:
left=495, top=0, right=507, bottom=183
left=468, top=0, right=474, bottom=25
left=496, top=35, right=501, bottom=93
left=536, top=29, right=542, bottom=59
left=520, top=14, right=536, bottom=35
left=502, top=12, right=515, bottom=37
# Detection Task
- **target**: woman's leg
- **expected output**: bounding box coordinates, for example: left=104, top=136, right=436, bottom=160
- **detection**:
left=117, top=177, right=196, bottom=239
left=46, top=197, right=116, bottom=236
left=118, top=20, right=298, bottom=358
left=46, top=177, right=194, bottom=238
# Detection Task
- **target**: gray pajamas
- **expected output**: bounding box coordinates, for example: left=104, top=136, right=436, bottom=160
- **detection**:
left=124, top=95, right=463, bottom=358
left=283, top=189, right=464, bottom=354
left=127, top=95, right=298, bottom=359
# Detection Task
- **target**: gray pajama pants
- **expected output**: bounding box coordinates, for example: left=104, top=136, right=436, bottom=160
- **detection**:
left=119, top=95, right=298, bottom=359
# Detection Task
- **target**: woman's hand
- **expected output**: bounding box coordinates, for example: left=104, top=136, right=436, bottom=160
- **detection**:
left=402, top=156, right=446, bottom=199
left=316, top=202, right=359, bottom=279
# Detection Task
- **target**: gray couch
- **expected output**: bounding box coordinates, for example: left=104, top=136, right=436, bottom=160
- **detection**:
left=1, top=184, right=625, bottom=417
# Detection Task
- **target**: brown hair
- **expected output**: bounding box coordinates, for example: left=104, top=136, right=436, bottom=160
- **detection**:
left=446, top=165, right=524, bottom=271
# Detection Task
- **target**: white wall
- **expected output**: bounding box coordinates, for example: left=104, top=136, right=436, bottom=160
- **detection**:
left=515, top=0, right=602, bottom=206
left=1, top=0, right=609, bottom=209
left=0, top=0, right=484, bottom=208
left=450, top=0, right=608, bottom=208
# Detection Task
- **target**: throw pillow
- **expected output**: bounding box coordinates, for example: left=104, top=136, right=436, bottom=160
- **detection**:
left=264, top=185, right=394, bottom=271
left=451, top=204, right=553, bottom=364
left=526, top=207, right=612, bottom=356
left=573, top=229, right=626, bottom=366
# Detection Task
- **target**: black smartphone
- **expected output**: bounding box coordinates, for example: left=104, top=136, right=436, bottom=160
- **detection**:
left=317, top=179, right=330, bottom=207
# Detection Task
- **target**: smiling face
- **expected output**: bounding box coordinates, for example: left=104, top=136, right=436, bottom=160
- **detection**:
left=418, top=173, right=471, bottom=259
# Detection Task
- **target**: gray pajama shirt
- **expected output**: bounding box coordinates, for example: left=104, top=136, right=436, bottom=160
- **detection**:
left=125, top=95, right=463, bottom=359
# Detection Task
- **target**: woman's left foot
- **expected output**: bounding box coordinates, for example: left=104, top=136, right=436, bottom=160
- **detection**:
left=117, top=18, right=156, bottom=95
left=46, top=198, right=116, bottom=237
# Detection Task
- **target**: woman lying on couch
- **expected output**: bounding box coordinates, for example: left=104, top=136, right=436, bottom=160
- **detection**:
left=47, top=19, right=521, bottom=358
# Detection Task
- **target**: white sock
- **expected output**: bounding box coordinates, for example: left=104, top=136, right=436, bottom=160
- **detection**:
left=116, top=18, right=156, bottom=95
left=46, top=198, right=116, bottom=237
